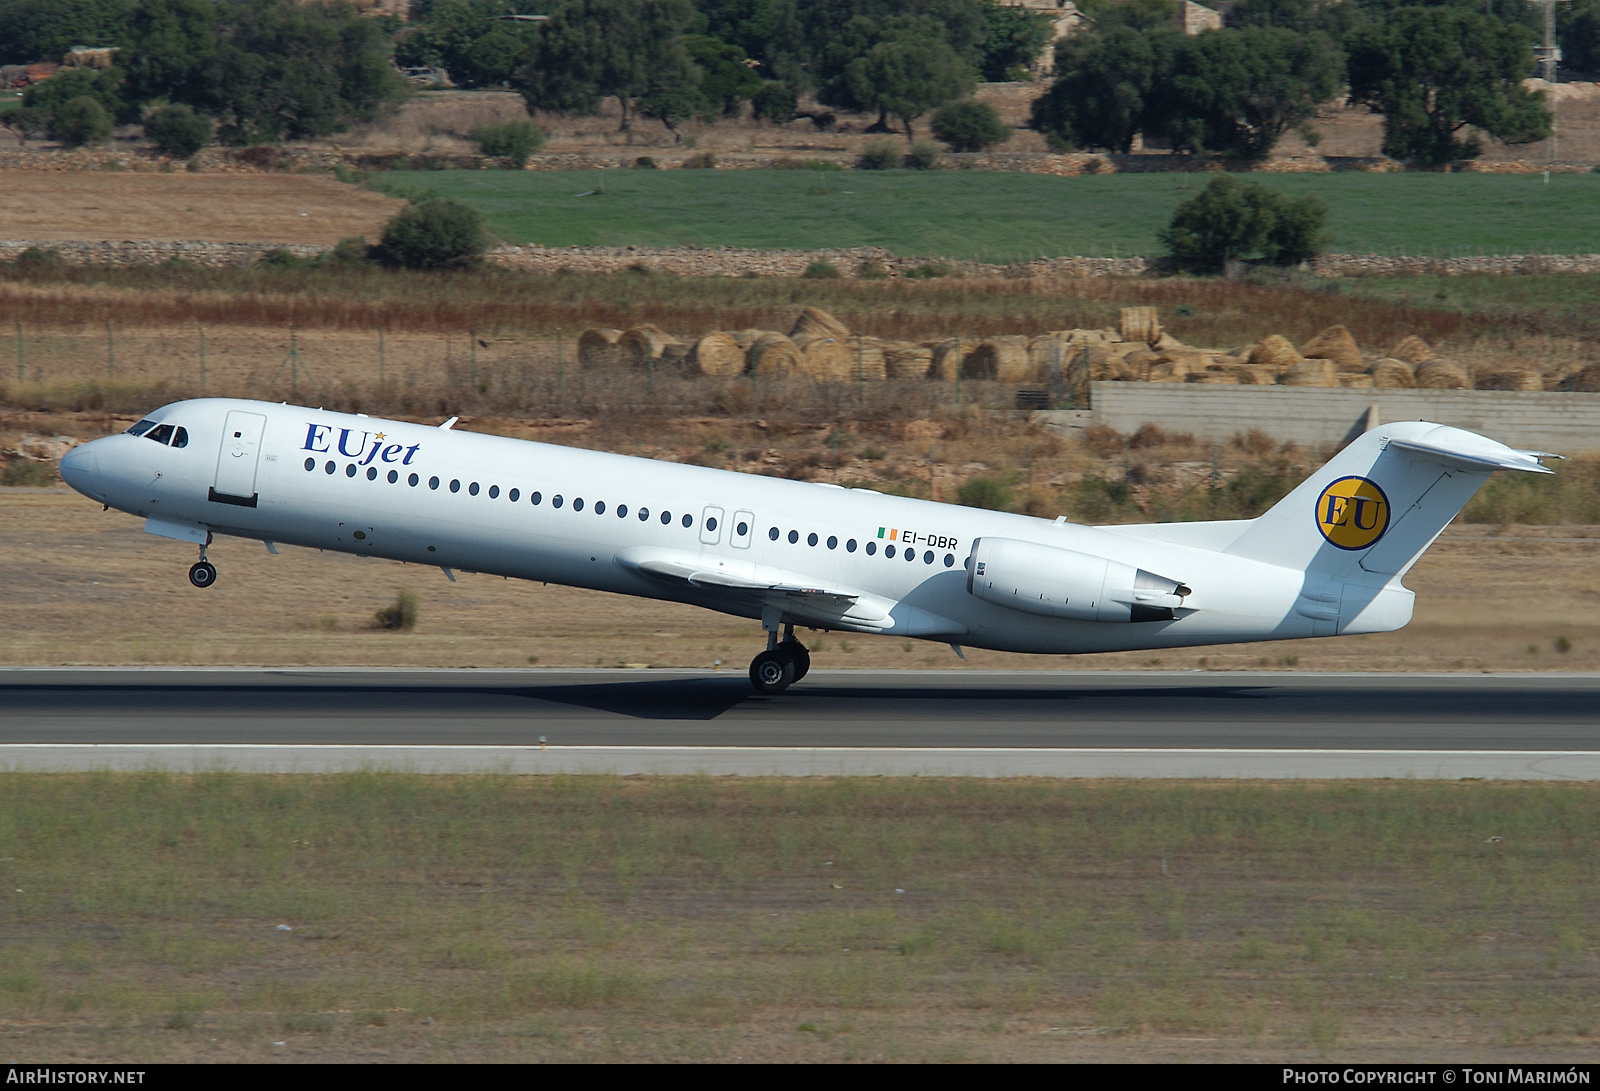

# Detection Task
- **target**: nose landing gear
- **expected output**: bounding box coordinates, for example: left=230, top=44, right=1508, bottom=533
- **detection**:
left=188, top=535, right=217, bottom=588
left=748, top=623, right=810, bottom=695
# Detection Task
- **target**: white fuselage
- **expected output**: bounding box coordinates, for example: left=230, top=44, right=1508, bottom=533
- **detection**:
left=59, top=398, right=1408, bottom=655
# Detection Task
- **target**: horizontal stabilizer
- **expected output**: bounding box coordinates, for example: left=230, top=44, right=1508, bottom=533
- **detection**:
left=1385, top=428, right=1557, bottom=475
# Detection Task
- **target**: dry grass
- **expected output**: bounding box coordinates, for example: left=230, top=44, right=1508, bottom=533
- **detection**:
left=3, top=486, right=1600, bottom=673
left=0, top=173, right=404, bottom=246
left=0, top=773, right=1594, bottom=1062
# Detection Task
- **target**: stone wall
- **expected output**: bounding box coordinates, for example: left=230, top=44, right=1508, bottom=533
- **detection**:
left=1078, top=382, right=1600, bottom=452
left=5, top=238, right=1600, bottom=279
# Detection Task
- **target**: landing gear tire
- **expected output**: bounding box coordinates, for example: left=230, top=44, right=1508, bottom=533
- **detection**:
left=188, top=561, right=217, bottom=588
left=780, top=640, right=811, bottom=682
left=749, top=650, right=796, bottom=695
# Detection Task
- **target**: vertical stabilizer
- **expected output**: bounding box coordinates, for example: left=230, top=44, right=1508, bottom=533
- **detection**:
left=1223, top=422, right=1554, bottom=580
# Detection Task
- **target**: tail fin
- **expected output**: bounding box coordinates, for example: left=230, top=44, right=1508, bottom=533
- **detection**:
left=1224, top=422, right=1556, bottom=579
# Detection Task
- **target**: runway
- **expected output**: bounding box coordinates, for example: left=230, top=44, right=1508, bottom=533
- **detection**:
left=2, top=668, right=1598, bottom=778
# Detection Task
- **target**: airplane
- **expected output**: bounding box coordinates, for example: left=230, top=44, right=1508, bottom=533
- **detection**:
left=57, top=397, right=1557, bottom=693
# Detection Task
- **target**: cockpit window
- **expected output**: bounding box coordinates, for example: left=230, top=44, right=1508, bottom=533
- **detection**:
left=126, top=420, right=156, bottom=436
left=171, top=427, right=189, bottom=449
left=146, top=424, right=175, bottom=445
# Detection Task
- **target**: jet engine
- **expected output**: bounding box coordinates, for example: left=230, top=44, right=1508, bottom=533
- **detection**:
left=966, top=537, right=1190, bottom=623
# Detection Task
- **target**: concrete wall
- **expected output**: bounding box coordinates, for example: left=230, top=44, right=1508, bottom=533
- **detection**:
left=1081, top=383, right=1600, bottom=452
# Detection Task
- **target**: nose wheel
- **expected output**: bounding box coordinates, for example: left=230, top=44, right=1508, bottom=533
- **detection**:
left=188, top=535, right=217, bottom=588
left=748, top=624, right=809, bottom=694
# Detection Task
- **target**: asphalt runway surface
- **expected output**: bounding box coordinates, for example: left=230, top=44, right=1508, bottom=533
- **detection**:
left=2, top=669, right=1599, bottom=778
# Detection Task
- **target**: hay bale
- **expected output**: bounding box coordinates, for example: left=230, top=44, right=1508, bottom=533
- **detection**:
left=1414, top=359, right=1469, bottom=389
left=1474, top=364, right=1543, bottom=392
left=1116, top=347, right=1160, bottom=381
left=1120, top=306, right=1160, bottom=345
left=1389, top=335, right=1436, bottom=365
left=1028, top=333, right=1077, bottom=377
left=883, top=342, right=933, bottom=380
left=1085, top=343, right=1121, bottom=381
left=577, top=327, right=625, bottom=368
left=928, top=339, right=970, bottom=380
left=1153, top=331, right=1187, bottom=352
left=962, top=336, right=1033, bottom=382
left=1337, top=372, right=1375, bottom=388
left=851, top=336, right=888, bottom=381
left=1282, top=358, right=1339, bottom=387
left=1147, top=356, right=1191, bottom=383
left=687, top=331, right=747, bottom=377
left=1572, top=364, right=1600, bottom=392
left=793, top=333, right=854, bottom=381
left=1250, top=335, right=1304, bottom=371
left=616, top=324, right=681, bottom=367
left=1299, top=324, right=1364, bottom=372
left=1370, top=358, right=1416, bottom=389
left=1234, top=365, right=1279, bottom=386
left=1194, top=369, right=1240, bottom=384
left=749, top=332, right=802, bottom=377
left=730, top=328, right=764, bottom=349
left=789, top=306, right=851, bottom=342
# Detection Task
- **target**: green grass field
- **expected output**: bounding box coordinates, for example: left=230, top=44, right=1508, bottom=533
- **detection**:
left=1, top=773, right=1595, bottom=1061
left=0, top=91, right=22, bottom=114
left=375, top=169, right=1600, bottom=260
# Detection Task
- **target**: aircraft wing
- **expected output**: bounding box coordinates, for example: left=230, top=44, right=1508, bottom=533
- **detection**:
left=614, top=548, right=884, bottom=623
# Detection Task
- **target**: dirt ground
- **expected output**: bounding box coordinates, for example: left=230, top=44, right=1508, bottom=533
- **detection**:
left=0, top=173, right=404, bottom=245
left=1, top=486, right=1595, bottom=672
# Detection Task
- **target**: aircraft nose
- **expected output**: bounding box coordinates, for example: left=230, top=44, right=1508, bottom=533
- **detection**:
left=58, top=440, right=101, bottom=495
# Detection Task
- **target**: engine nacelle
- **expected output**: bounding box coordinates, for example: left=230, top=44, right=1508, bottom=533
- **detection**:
left=966, top=537, right=1190, bottom=623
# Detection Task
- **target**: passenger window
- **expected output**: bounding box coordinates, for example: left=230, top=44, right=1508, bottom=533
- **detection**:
left=660, top=511, right=671, bottom=524
left=126, top=420, right=156, bottom=436
left=595, top=501, right=606, bottom=515
left=488, top=485, right=499, bottom=499
left=682, top=514, right=692, bottom=528
left=304, top=457, right=315, bottom=471
left=638, top=508, right=649, bottom=521
left=885, top=545, right=896, bottom=558
left=807, top=533, right=818, bottom=547
left=768, top=527, right=780, bottom=541
left=617, top=504, right=627, bottom=518
left=509, top=488, right=519, bottom=502
left=468, top=482, right=479, bottom=496
left=866, top=542, right=876, bottom=555
left=366, top=467, right=377, bottom=480
left=846, top=539, right=857, bottom=552
left=388, top=470, right=398, bottom=483
left=410, top=473, right=419, bottom=486
left=450, top=479, right=461, bottom=493
left=787, top=530, right=798, bottom=544
left=171, top=427, right=189, bottom=449
left=924, top=551, right=934, bottom=564
left=944, top=553, right=955, bottom=567
left=326, top=461, right=336, bottom=474
left=346, top=464, right=357, bottom=478
left=429, top=476, right=440, bottom=489
left=574, top=498, right=584, bottom=512
left=553, top=495, right=564, bottom=508
left=146, top=424, right=174, bottom=445
left=532, top=491, right=542, bottom=505
left=738, top=522, right=749, bottom=536
left=827, top=536, right=837, bottom=549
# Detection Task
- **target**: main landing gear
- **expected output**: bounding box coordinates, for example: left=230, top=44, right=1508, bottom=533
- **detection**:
left=749, top=624, right=810, bottom=695
left=188, top=534, right=217, bottom=588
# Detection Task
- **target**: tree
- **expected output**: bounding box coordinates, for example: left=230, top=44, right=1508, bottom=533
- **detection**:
left=178, top=0, right=405, bottom=145
left=0, top=0, right=131, bottom=67
left=393, top=0, right=537, bottom=88
left=842, top=29, right=975, bottom=139
left=119, top=0, right=216, bottom=109
left=1029, top=26, right=1172, bottom=153
left=1159, top=174, right=1327, bottom=273
left=750, top=79, right=795, bottom=122
left=930, top=97, right=1008, bottom=150
left=50, top=94, right=113, bottom=145
left=1564, top=0, right=1600, bottom=71
left=22, top=65, right=126, bottom=124
left=975, top=0, right=1054, bottom=81
left=377, top=199, right=489, bottom=270
left=515, top=0, right=700, bottom=132
left=144, top=102, right=212, bottom=156
left=684, top=33, right=762, bottom=116
left=1346, top=6, right=1550, bottom=165
left=471, top=118, right=543, bottom=165
left=1157, top=27, right=1343, bottom=159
